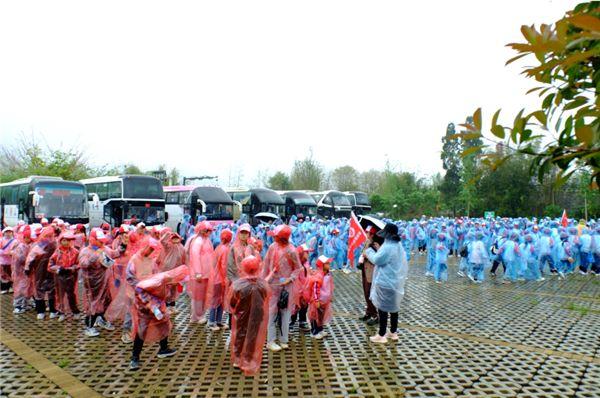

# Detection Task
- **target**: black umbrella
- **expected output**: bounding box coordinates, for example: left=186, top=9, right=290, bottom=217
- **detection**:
left=358, top=215, right=385, bottom=245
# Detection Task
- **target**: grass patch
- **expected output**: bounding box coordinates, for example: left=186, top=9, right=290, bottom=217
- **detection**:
left=57, top=359, right=70, bottom=368
left=561, top=302, right=600, bottom=316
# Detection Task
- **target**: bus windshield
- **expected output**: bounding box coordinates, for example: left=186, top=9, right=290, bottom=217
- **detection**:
left=330, top=193, right=352, bottom=207
left=354, top=192, right=370, bottom=206
left=124, top=204, right=165, bottom=225
left=34, top=183, right=87, bottom=219
left=261, top=203, right=285, bottom=216
left=203, top=203, right=233, bottom=220
left=123, top=177, right=164, bottom=199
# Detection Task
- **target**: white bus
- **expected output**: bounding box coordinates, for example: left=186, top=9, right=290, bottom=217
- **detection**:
left=0, top=176, right=89, bottom=227
left=80, top=175, right=166, bottom=228
left=344, top=191, right=372, bottom=215
left=163, top=185, right=237, bottom=232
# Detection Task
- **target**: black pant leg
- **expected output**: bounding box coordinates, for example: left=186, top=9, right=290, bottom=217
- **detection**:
left=378, top=309, right=388, bottom=337
left=132, top=336, right=144, bottom=360
left=67, top=288, right=79, bottom=314
left=299, top=306, right=307, bottom=323
left=159, top=338, right=168, bottom=351
left=390, top=312, right=398, bottom=333
left=35, top=299, right=46, bottom=314
left=48, top=298, right=56, bottom=313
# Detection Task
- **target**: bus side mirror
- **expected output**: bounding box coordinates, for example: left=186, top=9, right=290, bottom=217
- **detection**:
left=165, top=212, right=169, bottom=222
left=197, top=199, right=207, bottom=213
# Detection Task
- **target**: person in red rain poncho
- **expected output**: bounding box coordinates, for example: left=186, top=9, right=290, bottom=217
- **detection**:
left=105, top=227, right=137, bottom=343
left=126, top=241, right=184, bottom=371
left=24, top=226, right=58, bottom=320
left=290, top=244, right=313, bottom=331
left=128, top=223, right=149, bottom=254
left=73, top=224, right=87, bottom=250
left=48, top=233, right=81, bottom=322
left=185, top=221, right=215, bottom=324
left=227, top=224, right=256, bottom=282
left=78, top=228, right=123, bottom=337
left=261, top=224, right=302, bottom=352
left=1, top=227, right=18, bottom=294
left=156, top=230, right=186, bottom=310
left=11, top=228, right=33, bottom=314
left=229, top=255, right=270, bottom=376
left=208, top=229, right=233, bottom=331
left=308, top=255, right=334, bottom=339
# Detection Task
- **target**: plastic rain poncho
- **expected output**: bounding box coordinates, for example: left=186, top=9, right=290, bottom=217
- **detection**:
left=185, top=232, right=215, bottom=322
left=365, top=239, right=408, bottom=313
left=229, top=256, right=270, bottom=376
left=208, top=229, right=232, bottom=310
left=156, top=232, right=186, bottom=303
left=11, top=235, right=33, bottom=308
left=48, top=236, right=80, bottom=314
left=25, top=227, right=57, bottom=300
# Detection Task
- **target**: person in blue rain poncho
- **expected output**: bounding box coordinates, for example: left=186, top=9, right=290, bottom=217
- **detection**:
left=467, top=231, right=489, bottom=283
left=537, top=228, right=556, bottom=276
left=433, top=233, right=449, bottom=283
left=498, top=232, right=522, bottom=283
left=457, top=232, right=474, bottom=278
left=365, top=223, right=408, bottom=344
left=520, top=234, right=542, bottom=281
left=425, top=228, right=438, bottom=277
left=579, top=228, right=593, bottom=274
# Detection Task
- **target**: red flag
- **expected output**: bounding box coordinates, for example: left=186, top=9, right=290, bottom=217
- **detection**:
left=561, top=209, right=568, bottom=227
left=347, top=212, right=367, bottom=265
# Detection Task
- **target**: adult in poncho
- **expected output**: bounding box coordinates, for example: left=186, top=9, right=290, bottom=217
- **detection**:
left=185, top=221, right=215, bottom=323
left=156, top=231, right=186, bottom=308
left=365, top=223, right=408, bottom=344
left=11, top=228, right=33, bottom=313
left=24, top=226, right=57, bottom=320
left=127, top=247, right=188, bottom=371
left=78, top=228, right=122, bottom=337
left=261, top=225, right=301, bottom=352
left=229, top=255, right=270, bottom=376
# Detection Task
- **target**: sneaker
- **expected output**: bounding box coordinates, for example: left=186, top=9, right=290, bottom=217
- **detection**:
left=425, top=272, right=433, bottom=277
left=279, top=342, right=289, bottom=349
left=474, top=279, right=483, bottom=284
left=385, top=332, right=399, bottom=341
left=313, top=332, right=324, bottom=340
left=129, top=358, right=140, bottom=371
left=84, top=327, right=100, bottom=337
left=209, top=325, right=221, bottom=332
left=0, top=290, right=7, bottom=295
left=121, top=332, right=133, bottom=344
left=157, top=348, right=177, bottom=358
left=267, top=342, right=281, bottom=352
left=13, top=307, right=26, bottom=314
left=558, top=272, right=565, bottom=280
left=232, top=362, right=240, bottom=368
left=366, top=317, right=378, bottom=326
left=36, top=313, right=45, bottom=320
left=49, top=312, right=59, bottom=319
left=369, top=334, right=388, bottom=344
left=198, top=316, right=208, bottom=324
left=490, top=272, right=496, bottom=278
left=58, top=314, right=66, bottom=322
left=342, top=268, right=351, bottom=274
left=299, top=322, right=310, bottom=330
left=95, top=318, right=115, bottom=331
left=537, top=277, right=546, bottom=281
left=358, top=315, right=370, bottom=322
left=579, top=270, right=587, bottom=275
left=72, top=313, right=82, bottom=320
left=467, top=274, right=475, bottom=282
left=218, top=323, right=229, bottom=330
left=435, top=280, right=442, bottom=284
left=457, top=271, right=465, bottom=277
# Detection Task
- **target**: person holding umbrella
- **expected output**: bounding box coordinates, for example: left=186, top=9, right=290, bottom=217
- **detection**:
left=364, top=223, right=408, bottom=344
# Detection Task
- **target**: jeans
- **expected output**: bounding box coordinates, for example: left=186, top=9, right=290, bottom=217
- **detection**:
left=378, top=310, right=398, bottom=337
left=209, top=306, right=223, bottom=325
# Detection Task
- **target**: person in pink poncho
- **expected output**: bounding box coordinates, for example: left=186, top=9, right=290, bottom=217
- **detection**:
left=78, top=228, right=123, bottom=337
left=48, top=232, right=81, bottom=322
left=24, top=226, right=58, bottom=320
left=126, top=240, right=186, bottom=371
left=156, top=230, right=186, bottom=311
left=185, top=221, right=215, bottom=324
left=1, top=227, right=18, bottom=294
left=308, top=256, right=334, bottom=339
left=10, top=228, right=34, bottom=314
left=208, top=229, right=232, bottom=331
left=261, top=224, right=301, bottom=352
left=290, top=244, right=313, bottom=331
left=229, top=255, right=270, bottom=376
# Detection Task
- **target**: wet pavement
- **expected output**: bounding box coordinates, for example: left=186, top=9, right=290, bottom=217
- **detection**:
left=1, top=256, right=599, bottom=397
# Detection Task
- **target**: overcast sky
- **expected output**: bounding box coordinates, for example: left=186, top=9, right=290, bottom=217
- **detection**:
left=0, top=0, right=578, bottom=187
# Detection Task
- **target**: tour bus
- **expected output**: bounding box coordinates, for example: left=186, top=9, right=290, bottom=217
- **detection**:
left=309, top=190, right=353, bottom=219
left=164, top=185, right=237, bottom=231
left=278, top=191, right=318, bottom=221
left=0, top=176, right=89, bottom=227
left=80, top=175, right=166, bottom=228
left=226, top=187, right=285, bottom=224
left=344, top=191, right=372, bottom=215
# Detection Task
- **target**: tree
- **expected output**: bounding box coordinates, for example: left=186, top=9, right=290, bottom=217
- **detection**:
left=455, top=2, right=600, bottom=188
left=329, top=165, right=359, bottom=191
left=123, top=164, right=143, bottom=175
left=439, top=123, right=462, bottom=215
left=267, top=171, right=292, bottom=190
left=358, top=169, right=383, bottom=194
left=168, top=168, right=181, bottom=185
left=0, top=134, right=96, bottom=182
left=459, top=117, right=484, bottom=216
left=290, top=150, right=324, bottom=190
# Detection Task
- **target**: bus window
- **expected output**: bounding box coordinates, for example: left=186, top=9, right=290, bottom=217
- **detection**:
left=108, top=182, right=122, bottom=199
left=165, top=192, right=179, bottom=204
left=123, top=177, right=164, bottom=199
left=323, top=196, right=333, bottom=206
left=96, top=183, right=109, bottom=201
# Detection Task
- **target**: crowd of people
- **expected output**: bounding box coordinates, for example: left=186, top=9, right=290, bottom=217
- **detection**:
left=0, top=213, right=599, bottom=375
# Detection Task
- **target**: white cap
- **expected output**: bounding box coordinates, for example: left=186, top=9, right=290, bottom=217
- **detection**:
left=2, top=227, right=14, bottom=233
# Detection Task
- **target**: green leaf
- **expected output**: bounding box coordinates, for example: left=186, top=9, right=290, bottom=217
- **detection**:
left=491, top=109, right=501, bottom=127
left=569, top=15, right=600, bottom=32
left=542, top=93, right=555, bottom=109
left=491, top=125, right=505, bottom=139
left=505, top=52, right=529, bottom=66
left=473, top=108, right=482, bottom=131
left=461, top=146, right=483, bottom=159
left=575, top=125, right=594, bottom=146
left=529, top=110, right=547, bottom=126
left=564, top=96, right=588, bottom=110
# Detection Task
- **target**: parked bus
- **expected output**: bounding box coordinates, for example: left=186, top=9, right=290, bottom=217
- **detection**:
left=309, top=190, right=353, bottom=219
left=0, top=176, right=89, bottom=227
left=344, top=191, right=372, bottom=215
left=164, top=185, right=237, bottom=231
left=80, top=175, right=166, bottom=228
left=278, top=191, right=318, bottom=221
left=226, top=188, right=285, bottom=225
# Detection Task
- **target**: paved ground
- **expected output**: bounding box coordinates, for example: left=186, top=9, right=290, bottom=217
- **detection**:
left=1, top=256, right=600, bottom=397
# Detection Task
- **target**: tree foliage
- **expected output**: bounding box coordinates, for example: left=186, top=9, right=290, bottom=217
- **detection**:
left=329, top=165, right=360, bottom=191
left=454, top=2, right=600, bottom=188
left=440, top=123, right=462, bottom=215
left=267, top=171, right=292, bottom=191
left=290, top=151, right=325, bottom=191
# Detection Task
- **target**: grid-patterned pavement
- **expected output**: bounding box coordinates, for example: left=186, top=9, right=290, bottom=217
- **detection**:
left=1, top=256, right=599, bottom=397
